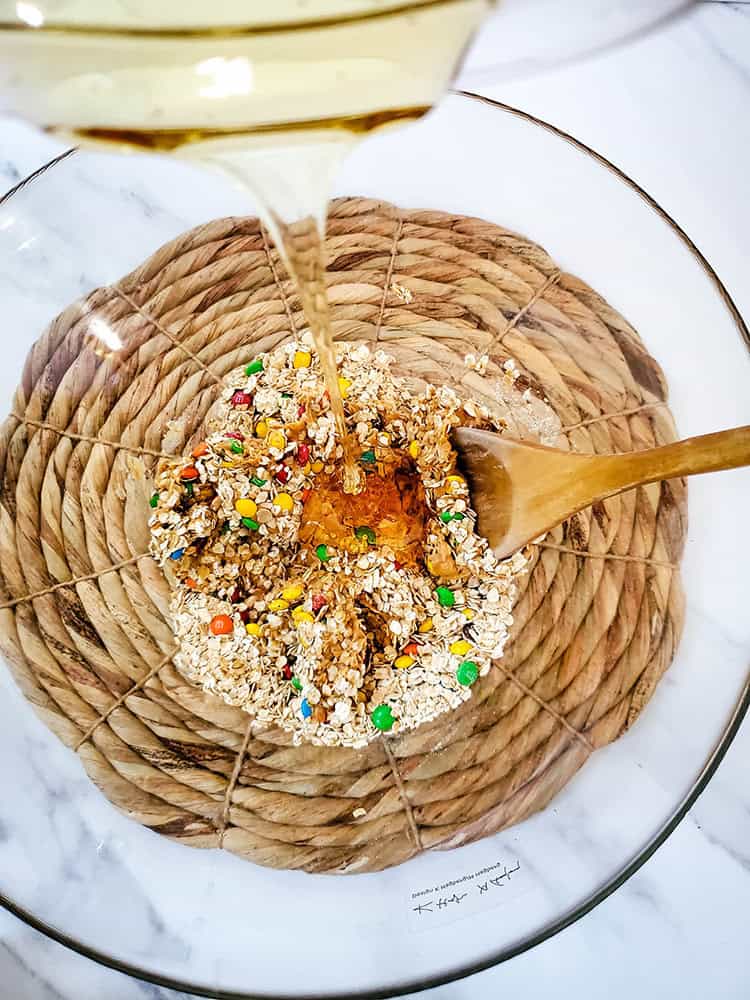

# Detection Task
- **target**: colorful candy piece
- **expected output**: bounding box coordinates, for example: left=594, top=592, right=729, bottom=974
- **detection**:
left=273, top=492, right=294, bottom=512
left=239, top=609, right=251, bottom=624
left=338, top=376, right=351, bottom=398
left=371, top=704, right=395, bottom=731
left=311, top=594, right=327, bottom=612
left=230, top=390, right=253, bottom=408
left=209, top=614, right=234, bottom=636
left=300, top=698, right=313, bottom=719
left=245, top=622, right=261, bottom=637
left=403, top=642, right=419, bottom=657
left=282, top=582, right=304, bottom=602
left=230, top=440, right=244, bottom=455
left=275, top=466, right=291, bottom=484
left=251, top=475, right=266, bottom=487
left=418, top=618, right=434, bottom=633
left=291, top=677, right=303, bottom=692
left=436, top=586, right=455, bottom=608
left=354, top=525, right=376, bottom=545
left=408, top=441, right=421, bottom=459
left=170, top=548, right=185, bottom=561
left=255, top=419, right=268, bottom=437
left=185, top=483, right=195, bottom=497
left=268, top=429, right=286, bottom=451
left=439, top=511, right=454, bottom=524
left=180, top=465, right=199, bottom=481
left=450, top=639, right=472, bottom=657
left=293, top=609, right=314, bottom=625
left=297, top=442, right=310, bottom=465
left=185, top=577, right=197, bottom=589
left=241, top=517, right=260, bottom=531
left=462, top=608, right=474, bottom=620
left=456, top=660, right=479, bottom=686
left=394, top=655, right=414, bottom=670
left=191, top=442, right=209, bottom=459
left=226, top=431, right=243, bottom=441
left=149, top=492, right=159, bottom=509
left=311, top=460, right=324, bottom=474
left=282, top=664, right=293, bottom=680
left=245, top=358, right=264, bottom=375
left=293, top=350, right=312, bottom=369
left=360, top=449, right=376, bottom=465
left=301, top=488, right=312, bottom=504
left=315, top=544, right=331, bottom=562
left=268, top=598, right=290, bottom=612
left=235, top=498, right=257, bottom=518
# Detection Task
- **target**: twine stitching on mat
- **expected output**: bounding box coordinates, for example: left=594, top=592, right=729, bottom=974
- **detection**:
left=262, top=225, right=297, bottom=336
left=74, top=650, right=176, bottom=751
left=381, top=735, right=423, bottom=852
left=12, top=414, right=176, bottom=460
left=0, top=553, right=152, bottom=610
left=561, top=401, right=667, bottom=432
left=219, top=719, right=254, bottom=845
left=487, top=269, right=562, bottom=353
left=112, top=286, right=228, bottom=388
left=375, top=212, right=404, bottom=344
left=494, top=662, right=595, bottom=752
left=536, top=541, right=677, bottom=569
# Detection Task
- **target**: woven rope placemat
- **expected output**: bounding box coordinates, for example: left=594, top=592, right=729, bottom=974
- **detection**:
left=0, top=198, right=686, bottom=873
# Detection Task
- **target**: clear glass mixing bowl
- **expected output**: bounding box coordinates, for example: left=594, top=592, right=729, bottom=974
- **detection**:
left=0, top=91, right=748, bottom=999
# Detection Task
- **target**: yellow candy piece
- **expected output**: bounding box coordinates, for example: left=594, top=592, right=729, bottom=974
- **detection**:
left=293, top=610, right=314, bottom=625
left=245, top=623, right=261, bottom=637
left=268, top=598, right=289, bottom=612
left=311, top=460, right=324, bottom=474
left=394, top=655, right=415, bottom=670
left=462, top=608, right=475, bottom=620
left=302, top=463, right=311, bottom=475
left=450, top=639, right=472, bottom=657
left=235, top=498, right=257, bottom=518
left=282, top=582, right=304, bottom=603
left=268, top=429, right=286, bottom=451
left=293, top=350, right=312, bottom=369
left=273, top=492, right=294, bottom=512
left=408, top=441, right=421, bottom=459
left=255, top=419, right=268, bottom=438
left=338, top=376, right=351, bottom=398
left=418, top=618, right=434, bottom=633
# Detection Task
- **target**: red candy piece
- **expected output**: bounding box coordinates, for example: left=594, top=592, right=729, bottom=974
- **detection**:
left=180, top=465, right=200, bottom=482
left=403, top=642, right=419, bottom=657
left=230, top=588, right=243, bottom=604
left=297, top=443, right=310, bottom=465
left=301, top=488, right=312, bottom=504
left=394, top=560, right=403, bottom=571
left=275, top=466, right=291, bottom=484
left=239, top=609, right=251, bottom=625
left=226, top=431, right=244, bottom=441
left=297, top=403, right=306, bottom=418
left=311, top=594, right=327, bottom=613
left=209, top=614, right=234, bottom=636
left=282, top=665, right=293, bottom=680
left=230, top=390, right=253, bottom=408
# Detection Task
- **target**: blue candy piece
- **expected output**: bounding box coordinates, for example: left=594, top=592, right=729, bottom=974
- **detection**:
left=170, top=548, right=185, bottom=561
left=300, top=698, right=313, bottom=719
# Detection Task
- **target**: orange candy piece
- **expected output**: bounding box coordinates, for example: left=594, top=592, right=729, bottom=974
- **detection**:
left=209, top=614, right=234, bottom=636
left=191, top=442, right=208, bottom=459
left=185, top=577, right=198, bottom=589
left=403, top=642, right=419, bottom=657
left=180, top=465, right=200, bottom=481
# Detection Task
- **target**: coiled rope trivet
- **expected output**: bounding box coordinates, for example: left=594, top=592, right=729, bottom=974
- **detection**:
left=0, top=198, right=686, bottom=873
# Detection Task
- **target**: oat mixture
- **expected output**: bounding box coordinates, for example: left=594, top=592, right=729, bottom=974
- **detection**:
left=149, top=337, right=526, bottom=747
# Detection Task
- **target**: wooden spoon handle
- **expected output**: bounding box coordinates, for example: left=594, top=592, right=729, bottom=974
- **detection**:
left=593, top=425, right=750, bottom=498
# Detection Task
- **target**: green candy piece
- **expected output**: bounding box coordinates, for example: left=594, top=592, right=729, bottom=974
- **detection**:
left=149, top=493, right=159, bottom=509
left=456, top=660, right=479, bottom=687
left=242, top=517, right=260, bottom=531
left=251, top=475, right=267, bottom=487
left=436, top=586, right=455, bottom=608
left=439, top=511, right=453, bottom=524
left=452, top=512, right=465, bottom=521
left=185, top=482, right=195, bottom=496
left=291, top=677, right=303, bottom=692
left=245, top=359, right=263, bottom=375
left=230, top=441, right=244, bottom=454
left=316, top=544, right=331, bottom=562
left=371, top=704, right=395, bottom=732
left=355, top=525, right=376, bottom=545
left=220, top=521, right=231, bottom=535
left=280, top=392, right=293, bottom=399
left=360, top=449, right=376, bottom=464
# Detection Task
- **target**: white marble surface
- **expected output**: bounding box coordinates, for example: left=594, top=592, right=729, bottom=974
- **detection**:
left=0, top=2, right=749, bottom=998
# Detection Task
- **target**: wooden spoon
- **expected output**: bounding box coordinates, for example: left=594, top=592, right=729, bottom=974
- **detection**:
left=454, top=425, right=750, bottom=560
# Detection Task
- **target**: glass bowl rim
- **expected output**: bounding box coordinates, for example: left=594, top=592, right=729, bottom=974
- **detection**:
left=0, top=89, right=748, bottom=1000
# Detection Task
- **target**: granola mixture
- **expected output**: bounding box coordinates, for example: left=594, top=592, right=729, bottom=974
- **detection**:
left=149, top=337, right=527, bottom=747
